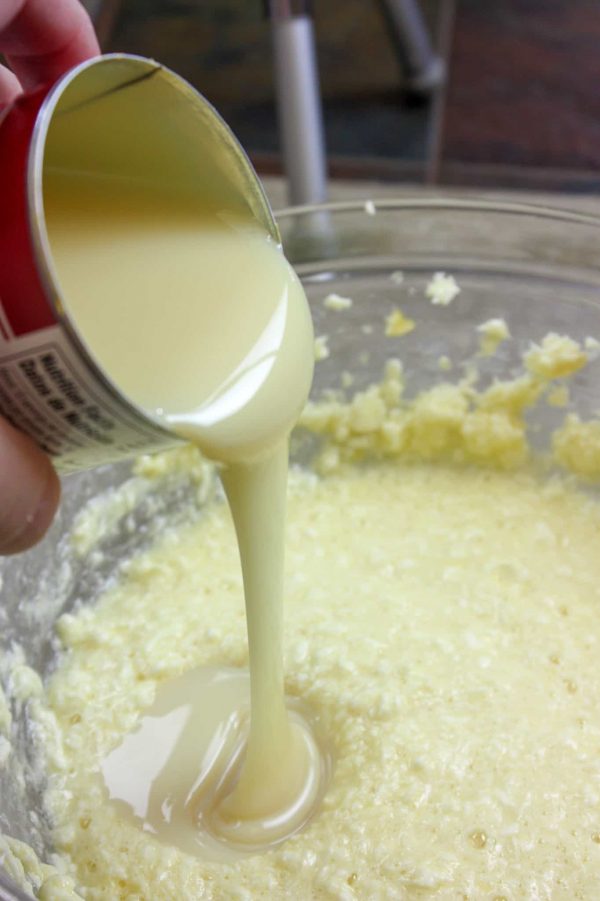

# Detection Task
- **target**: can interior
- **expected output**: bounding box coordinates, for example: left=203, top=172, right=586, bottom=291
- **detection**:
left=37, top=55, right=276, bottom=237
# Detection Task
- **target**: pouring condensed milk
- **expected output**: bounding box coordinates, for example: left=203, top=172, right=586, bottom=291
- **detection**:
left=43, top=169, right=327, bottom=855
left=0, top=55, right=328, bottom=857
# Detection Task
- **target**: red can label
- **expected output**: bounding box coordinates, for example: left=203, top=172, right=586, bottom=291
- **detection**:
left=0, top=306, right=175, bottom=473
left=0, top=80, right=177, bottom=472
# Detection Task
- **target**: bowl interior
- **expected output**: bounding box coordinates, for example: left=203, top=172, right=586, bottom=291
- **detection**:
left=2, top=198, right=600, bottom=899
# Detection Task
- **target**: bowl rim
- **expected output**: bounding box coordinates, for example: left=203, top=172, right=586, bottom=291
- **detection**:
left=274, top=195, right=600, bottom=228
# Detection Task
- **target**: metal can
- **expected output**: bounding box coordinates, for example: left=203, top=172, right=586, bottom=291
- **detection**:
left=0, top=53, right=279, bottom=473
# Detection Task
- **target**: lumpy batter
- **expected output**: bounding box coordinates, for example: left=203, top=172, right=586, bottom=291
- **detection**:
left=5, top=324, right=600, bottom=899
left=37, top=460, right=600, bottom=899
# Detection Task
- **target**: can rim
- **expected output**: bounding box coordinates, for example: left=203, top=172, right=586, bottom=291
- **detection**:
left=25, top=53, right=280, bottom=442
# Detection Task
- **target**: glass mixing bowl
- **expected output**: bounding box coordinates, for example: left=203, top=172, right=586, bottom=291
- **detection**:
left=2, top=198, right=600, bottom=900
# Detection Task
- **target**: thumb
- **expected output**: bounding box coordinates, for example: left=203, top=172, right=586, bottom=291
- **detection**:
left=0, top=416, right=60, bottom=555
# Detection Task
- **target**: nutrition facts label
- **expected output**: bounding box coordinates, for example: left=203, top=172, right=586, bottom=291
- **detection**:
left=0, top=311, right=177, bottom=472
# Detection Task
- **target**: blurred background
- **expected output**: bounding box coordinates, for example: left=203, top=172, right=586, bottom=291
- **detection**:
left=82, top=0, right=600, bottom=197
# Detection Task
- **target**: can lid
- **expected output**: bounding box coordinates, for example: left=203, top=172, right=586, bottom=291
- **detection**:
left=22, top=53, right=282, bottom=449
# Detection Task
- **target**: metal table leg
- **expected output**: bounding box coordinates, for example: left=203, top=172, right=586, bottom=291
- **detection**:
left=378, top=0, right=445, bottom=94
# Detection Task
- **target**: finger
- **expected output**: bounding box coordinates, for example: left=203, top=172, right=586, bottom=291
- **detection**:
left=0, top=0, right=99, bottom=92
left=0, top=416, right=61, bottom=555
left=0, top=61, right=21, bottom=106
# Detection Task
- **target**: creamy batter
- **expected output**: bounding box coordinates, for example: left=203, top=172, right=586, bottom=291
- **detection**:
left=37, top=460, right=600, bottom=899
left=17, top=324, right=597, bottom=899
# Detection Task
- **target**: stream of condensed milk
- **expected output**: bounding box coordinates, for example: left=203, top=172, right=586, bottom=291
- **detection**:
left=43, top=170, right=326, bottom=855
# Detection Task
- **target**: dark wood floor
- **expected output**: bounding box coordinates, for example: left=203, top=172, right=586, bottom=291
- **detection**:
left=95, top=0, right=600, bottom=193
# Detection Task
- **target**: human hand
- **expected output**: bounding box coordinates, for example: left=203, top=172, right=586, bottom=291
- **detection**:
left=0, top=0, right=99, bottom=553
left=0, top=0, right=99, bottom=106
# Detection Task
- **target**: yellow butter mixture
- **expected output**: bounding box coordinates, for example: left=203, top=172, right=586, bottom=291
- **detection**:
left=32, top=462, right=600, bottom=899
left=3, top=324, right=600, bottom=899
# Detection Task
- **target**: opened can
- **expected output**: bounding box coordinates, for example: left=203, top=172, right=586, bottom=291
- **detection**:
left=0, top=53, right=278, bottom=473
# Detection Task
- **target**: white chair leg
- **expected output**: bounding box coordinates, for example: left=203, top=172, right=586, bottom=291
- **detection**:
left=268, top=1, right=328, bottom=206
